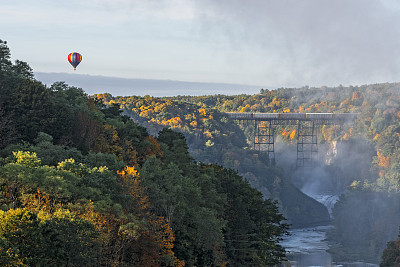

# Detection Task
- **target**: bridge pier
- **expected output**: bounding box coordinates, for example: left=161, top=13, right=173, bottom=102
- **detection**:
left=254, top=120, right=275, bottom=162
left=297, top=121, right=318, bottom=167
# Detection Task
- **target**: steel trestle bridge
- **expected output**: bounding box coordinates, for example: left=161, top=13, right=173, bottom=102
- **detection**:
left=226, top=112, right=357, bottom=167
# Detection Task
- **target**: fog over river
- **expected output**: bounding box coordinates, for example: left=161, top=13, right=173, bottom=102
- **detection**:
left=280, top=194, right=378, bottom=267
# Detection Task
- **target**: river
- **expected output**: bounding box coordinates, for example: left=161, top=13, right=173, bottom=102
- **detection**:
left=280, top=193, right=379, bottom=267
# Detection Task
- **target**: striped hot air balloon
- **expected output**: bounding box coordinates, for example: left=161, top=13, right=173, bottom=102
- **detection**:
left=68, top=52, right=82, bottom=70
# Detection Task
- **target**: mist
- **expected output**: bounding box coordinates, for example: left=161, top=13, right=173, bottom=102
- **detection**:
left=193, top=0, right=400, bottom=87
left=272, top=125, right=395, bottom=264
left=35, top=72, right=263, bottom=97
left=274, top=126, right=375, bottom=201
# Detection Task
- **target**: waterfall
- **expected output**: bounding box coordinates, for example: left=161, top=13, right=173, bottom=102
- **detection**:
left=311, top=194, right=339, bottom=217
left=326, top=140, right=338, bottom=165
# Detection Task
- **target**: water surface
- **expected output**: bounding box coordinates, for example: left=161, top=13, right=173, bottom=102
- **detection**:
left=281, top=223, right=379, bottom=267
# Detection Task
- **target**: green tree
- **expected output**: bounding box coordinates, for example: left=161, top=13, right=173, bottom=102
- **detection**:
left=0, top=208, right=99, bottom=267
left=140, top=157, right=225, bottom=266
left=210, top=165, right=289, bottom=266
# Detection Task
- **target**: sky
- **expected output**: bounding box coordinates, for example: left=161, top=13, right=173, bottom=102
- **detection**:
left=2, top=0, right=400, bottom=92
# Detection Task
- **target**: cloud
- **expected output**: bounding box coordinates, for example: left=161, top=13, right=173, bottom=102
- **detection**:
left=72, top=0, right=197, bottom=22
left=193, top=0, right=400, bottom=86
left=1, top=0, right=197, bottom=30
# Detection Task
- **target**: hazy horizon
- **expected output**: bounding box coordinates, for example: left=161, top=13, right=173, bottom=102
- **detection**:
left=35, top=72, right=265, bottom=97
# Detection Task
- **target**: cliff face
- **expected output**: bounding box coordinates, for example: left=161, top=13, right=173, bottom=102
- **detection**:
left=243, top=168, right=331, bottom=228
left=279, top=181, right=332, bottom=228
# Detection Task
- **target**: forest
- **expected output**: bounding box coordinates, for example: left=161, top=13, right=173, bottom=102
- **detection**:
left=99, top=82, right=400, bottom=264
left=0, top=40, right=289, bottom=266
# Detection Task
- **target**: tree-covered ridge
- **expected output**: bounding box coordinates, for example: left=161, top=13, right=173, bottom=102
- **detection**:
left=0, top=39, right=289, bottom=266
left=96, top=93, right=247, bottom=148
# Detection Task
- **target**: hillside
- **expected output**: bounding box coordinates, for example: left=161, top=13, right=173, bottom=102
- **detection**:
left=0, top=39, right=290, bottom=266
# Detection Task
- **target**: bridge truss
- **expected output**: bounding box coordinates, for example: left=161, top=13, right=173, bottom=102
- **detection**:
left=226, top=113, right=357, bottom=167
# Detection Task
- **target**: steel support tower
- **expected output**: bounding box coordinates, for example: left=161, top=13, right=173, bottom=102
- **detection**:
left=254, top=120, right=275, bottom=162
left=296, top=120, right=318, bottom=167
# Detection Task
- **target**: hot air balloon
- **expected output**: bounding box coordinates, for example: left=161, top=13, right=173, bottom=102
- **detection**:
left=68, top=52, right=82, bottom=70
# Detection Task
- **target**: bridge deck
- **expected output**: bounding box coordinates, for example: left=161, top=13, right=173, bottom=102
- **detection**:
left=226, top=112, right=357, bottom=121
